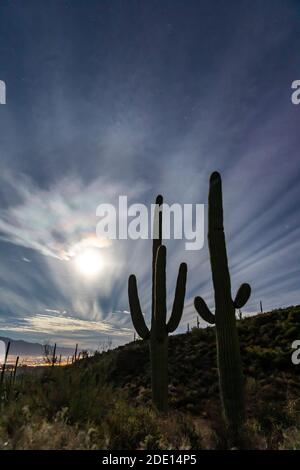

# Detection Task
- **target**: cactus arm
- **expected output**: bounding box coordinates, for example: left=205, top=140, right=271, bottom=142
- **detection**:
left=194, top=296, right=215, bottom=325
left=154, top=245, right=167, bottom=340
left=167, top=262, right=187, bottom=333
left=233, top=283, right=251, bottom=309
left=128, top=274, right=150, bottom=340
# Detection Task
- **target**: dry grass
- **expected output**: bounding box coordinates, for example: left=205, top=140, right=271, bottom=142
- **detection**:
left=1, top=305, right=300, bottom=449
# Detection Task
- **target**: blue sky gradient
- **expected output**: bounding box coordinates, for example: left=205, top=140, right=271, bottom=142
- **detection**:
left=0, top=0, right=300, bottom=348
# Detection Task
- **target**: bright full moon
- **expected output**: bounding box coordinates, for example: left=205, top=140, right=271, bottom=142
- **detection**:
left=74, top=250, right=103, bottom=277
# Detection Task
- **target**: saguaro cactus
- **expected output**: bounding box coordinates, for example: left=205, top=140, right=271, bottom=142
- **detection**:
left=194, top=172, right=251, bottom=434
left=128, top=195, right=187, bottom=412
left=13, top=356, right=19, bottom=386
left=51, top=343, right=57, bottom=367
left=0, top=340, right=10, bottom=390
left=74, top=343, right=78, bottom=362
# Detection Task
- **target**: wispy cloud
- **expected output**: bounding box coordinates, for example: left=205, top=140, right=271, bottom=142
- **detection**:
left=0, top=171, right=145, bottom=260
left=0, top=0, right=299, bottom=348
left=0, top=311, right=133, bottom=348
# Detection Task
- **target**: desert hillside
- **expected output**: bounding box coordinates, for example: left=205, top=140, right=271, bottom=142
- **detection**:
left=0, top=305, right=300, bottom=450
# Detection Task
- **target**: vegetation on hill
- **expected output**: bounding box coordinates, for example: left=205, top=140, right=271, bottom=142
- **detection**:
left=0, top=305, right=300, bottom=450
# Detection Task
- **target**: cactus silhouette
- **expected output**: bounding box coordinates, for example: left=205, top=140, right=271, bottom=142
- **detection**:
left=194, top=172, right=251, bottom=434
left=51, top=343, right=57, bottom=367
left=0, top=340, right=10, bottom=390
left=128, top=195, right=187, bottom=412
left=13, top=356, right=19, bottom=386
left=74, top=343, right=78, bottom=362
left=8, top=355, right=19, bottom=397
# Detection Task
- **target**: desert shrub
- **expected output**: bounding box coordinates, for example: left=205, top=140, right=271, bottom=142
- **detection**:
left=1, top=305, right=300, bottom=449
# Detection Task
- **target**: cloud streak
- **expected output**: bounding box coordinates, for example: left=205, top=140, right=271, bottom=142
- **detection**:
left=0, top=0, right=299, bottom=347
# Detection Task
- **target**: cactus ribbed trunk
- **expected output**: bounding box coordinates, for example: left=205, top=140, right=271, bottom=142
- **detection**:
left=216, top=323, right=245, bottom=429
left=150, top=337, right=168, bottom=412
left=150, top=196, right=167, bottom=412
left=208, top=174, right=245, bottom=430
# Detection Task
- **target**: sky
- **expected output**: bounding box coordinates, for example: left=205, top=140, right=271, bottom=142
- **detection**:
left=0, top=0, right=300, bottom=349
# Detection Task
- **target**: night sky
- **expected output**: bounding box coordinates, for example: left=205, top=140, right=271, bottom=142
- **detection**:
left=0, top=0, right=300, bottom=348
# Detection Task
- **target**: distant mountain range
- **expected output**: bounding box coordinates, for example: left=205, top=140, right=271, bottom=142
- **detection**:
left=0, top=336, right=75, bottom=357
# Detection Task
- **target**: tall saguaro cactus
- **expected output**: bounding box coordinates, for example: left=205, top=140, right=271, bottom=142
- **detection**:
left=128, top=195, right=187, bottom=412
left=194, top=172, right=251, bottom=434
